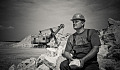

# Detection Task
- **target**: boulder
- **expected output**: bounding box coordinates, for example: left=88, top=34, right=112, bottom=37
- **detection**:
left=17, top=57, right=36, bottom=70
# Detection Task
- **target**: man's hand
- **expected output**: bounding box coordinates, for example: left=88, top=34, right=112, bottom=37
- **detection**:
left=69, top=59, right=80, bottom=66
left=69, top=59, right=80, bottom=69
left=69, top=59, right=85, bottom=69
left=63, top=51, right=73, bottom=61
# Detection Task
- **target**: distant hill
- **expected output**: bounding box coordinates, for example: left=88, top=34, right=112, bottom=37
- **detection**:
left=0, top=41, right=20, bottom=42
left=0, top=41, right=17, bottom=48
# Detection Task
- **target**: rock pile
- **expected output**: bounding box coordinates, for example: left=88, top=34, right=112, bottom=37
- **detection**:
left=9, top=45, right=67, bottom=70
left=9, top=33, right=69, bottom=70
left=11, top=35, right=33, bottom=48
left=97, top=18, right=120, bottom=70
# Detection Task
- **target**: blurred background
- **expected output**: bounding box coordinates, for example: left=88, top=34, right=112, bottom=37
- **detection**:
left=0, top=0, right=120, bottom=41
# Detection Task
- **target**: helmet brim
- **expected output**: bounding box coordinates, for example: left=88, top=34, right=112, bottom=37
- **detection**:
left=71, top=19, right=85, bottom=22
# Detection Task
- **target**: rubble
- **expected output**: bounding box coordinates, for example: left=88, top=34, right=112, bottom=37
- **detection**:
left=98, top=18, right=120, bottom=70
left=9, top=33, right=69, bottom=70
left=8, top=45, right=67, bottom=70
left=9, top=64, right=16, bottom=70
left=11, top=35, right=33, bottom=48
left=98, top=45, right=109, bottom=57
left=17, top=57, right=36, bottom=70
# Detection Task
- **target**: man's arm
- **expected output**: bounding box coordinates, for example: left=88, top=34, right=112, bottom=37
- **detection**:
left=81, top=45, right=99, bottom=62
left=63, top=35, right=74, bottom=61
left=81, top=29, right=100, bottom=62
left=79, top=30, right=101, bottom=68
left=63, top=51, right=73, bottom=61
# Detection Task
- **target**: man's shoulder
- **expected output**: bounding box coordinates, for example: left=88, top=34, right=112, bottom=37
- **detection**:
left=67, top=32, right=77, bottom=40
left=86, top=29, right=97, bottom=34
left=67, top=34, right=74, bottom=40
left=86, top=29, right=96, bottom=31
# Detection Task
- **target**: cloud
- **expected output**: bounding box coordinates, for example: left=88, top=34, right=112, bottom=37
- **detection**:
left=84, top=0, right=120, bottom=11
left=0, top=25, right=14, bottom=30
left=17, top=0, right=36, bottom=4
left=7, top=26, right=14, bottom=29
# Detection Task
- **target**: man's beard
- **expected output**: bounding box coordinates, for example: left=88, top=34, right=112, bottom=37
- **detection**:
left=73, top=26, right=83, bottom=30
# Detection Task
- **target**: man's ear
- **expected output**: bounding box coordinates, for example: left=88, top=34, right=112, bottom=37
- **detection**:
left=82, top=22, right=85, bottom=26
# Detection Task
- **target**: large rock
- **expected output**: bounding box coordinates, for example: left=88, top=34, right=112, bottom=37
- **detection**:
left=98, top=45, right=109, bottom=57
left=9, top=64, right=16, bottom=70
left=17, top=57, right=36, bottom=70
left=98, top=18, right=120, bottom=70
left=103, top=18, right=120, bottom=44
left=36, top=64, right=50, bottom=70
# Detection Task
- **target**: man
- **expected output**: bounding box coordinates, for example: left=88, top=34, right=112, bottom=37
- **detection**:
left=60, top=13, right=101, bottom=70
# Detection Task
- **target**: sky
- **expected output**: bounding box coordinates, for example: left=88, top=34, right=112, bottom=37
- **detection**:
left=0, top=0, right=120, bottom=41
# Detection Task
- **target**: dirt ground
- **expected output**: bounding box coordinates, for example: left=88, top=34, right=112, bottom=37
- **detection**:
left=0, top=42, right=47, bottom=70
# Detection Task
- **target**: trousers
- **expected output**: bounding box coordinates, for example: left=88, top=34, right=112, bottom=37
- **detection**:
left=60, top=60, right=99, bottom=70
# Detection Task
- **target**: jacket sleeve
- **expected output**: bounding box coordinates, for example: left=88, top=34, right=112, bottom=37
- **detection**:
left=90, top=29, right=101, bottom=47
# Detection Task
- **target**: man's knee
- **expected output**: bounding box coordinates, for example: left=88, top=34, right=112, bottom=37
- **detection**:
left=84, top=64, right=99, bottom=70
left=60, top=60, right=70, bottom=70
left=69, top=65, right=79, bottom=70
left=60, top=60, right=69, bottom=67
left=60, top=60, right=79, bottom=70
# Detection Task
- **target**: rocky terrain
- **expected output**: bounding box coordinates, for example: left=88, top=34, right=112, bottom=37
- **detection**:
left=8, top=33, right=69, bottom=70
left=8, top=18, right=120, bottom=70
left=97, top=18, right=120, bottom=70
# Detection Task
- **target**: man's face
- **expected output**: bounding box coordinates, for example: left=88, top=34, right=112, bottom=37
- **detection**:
left=72, top=20, right=84, bottom=29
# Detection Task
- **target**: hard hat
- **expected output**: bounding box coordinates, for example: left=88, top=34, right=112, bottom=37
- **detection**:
left=71, top=13, right=85, bottom=22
